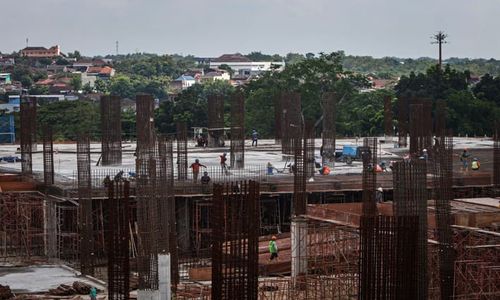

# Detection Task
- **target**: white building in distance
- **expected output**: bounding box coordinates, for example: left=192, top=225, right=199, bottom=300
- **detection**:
left=209, top=53, right=284, bottom=77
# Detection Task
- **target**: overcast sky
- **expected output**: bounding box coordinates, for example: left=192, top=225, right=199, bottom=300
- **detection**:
left=1, top=0, right=499, bottom=59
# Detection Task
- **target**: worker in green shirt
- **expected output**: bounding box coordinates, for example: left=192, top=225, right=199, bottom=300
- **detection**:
left=269, top=235, right=278, bottom=261
left=90, top=287, right=97, bottom=300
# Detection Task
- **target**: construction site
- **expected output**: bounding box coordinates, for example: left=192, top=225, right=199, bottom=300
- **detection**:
left=0, top=93, right=499, bottom=300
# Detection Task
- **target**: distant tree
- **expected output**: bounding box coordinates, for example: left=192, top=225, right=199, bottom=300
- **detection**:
left=305, top=52, right=315, bottom=59
left=218, top=64, right=234, bottom=76
left=70, top=75, right=82, bottom=91
left=56, top=57, right=70, bottom=65
left=94, top=79, right=108, bottom=93
left=29, top=85, right=49, bottom=95
left=285, top=53, right=305, bottom=64
left=67, top=51, right=82, bottom=60
left=83, top=82, right=94, bottom=94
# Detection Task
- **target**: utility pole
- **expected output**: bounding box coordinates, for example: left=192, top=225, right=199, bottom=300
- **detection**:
left=431, top=31, right=448, bottom=69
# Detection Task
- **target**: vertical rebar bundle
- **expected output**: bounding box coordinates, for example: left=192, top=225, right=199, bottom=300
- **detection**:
left=135, top=94, right=160, bottom=290
left=304, top=121, right=315, bottom=179
left=359, top=215, right=419, bottom=300
left=100, top=95, right=122, bottom=165
left=274, top=93, right=282, bottom=144
left=361, top=138, right=378, bottom=216
left=211, top=181, right=260, bottom=300
left=494, top=122, right=500, bottom=189
left=383, top=95, right=392, bottom=137
left=321, top=92, right=337, bottom=167
left=293, top=136, right=306, bottom=216
left=42, top=126, right=54, bottom=186
left=157, top=135, right=179, bottom=289
left=431, top=133, right=455, bottom=299
left=136, top=94, right=156, bottom=158
left=176, top=122, right=188, bottom=180
left=392, top=160, right=428, bottom=299
left=230, top=93, right=245, bottom=169
left=409, top=102, right=424, bottom=158
left=397, top=96, right=408, bottom=147
left=106, top=179, right=131, bottom=300
left=422, top=99, right=433, bottom=152
left=282, top=92, right=302, bottom=155
left=207, top=95, right=225, bottom=147
left=20, top=97, right=36, bottom=176
left=77, top=133, right=94, bottom=276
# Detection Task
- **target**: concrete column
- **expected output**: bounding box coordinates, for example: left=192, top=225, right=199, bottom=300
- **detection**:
left=159, top=254, right=171, bottom=300
left=137, top=290, right=159, bottom=300
left=177, top=198, right=190, bottom=252
left=291, top=216, right=308, bottom=279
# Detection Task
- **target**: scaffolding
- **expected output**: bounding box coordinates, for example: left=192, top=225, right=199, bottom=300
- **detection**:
left=321, top=92, right=336, bottom=167
left=100, top=95, right=122, bottom=166
left=211, top=181, right=260, bottom=300
left=230, top=92, right=245, bottom=169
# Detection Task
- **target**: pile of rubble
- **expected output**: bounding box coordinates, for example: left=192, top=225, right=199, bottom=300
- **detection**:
left=48, top=282, right=95, bottom=296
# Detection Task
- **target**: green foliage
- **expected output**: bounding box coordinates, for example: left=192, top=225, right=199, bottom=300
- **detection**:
left=70, top=75, right=82, bottom=91
left=37, top=100, right=100, bottom=140
left=245, top=52, right=283, bottom=62
left=156, top=81, right=235, bottom=134
left=94, top=79, right=108, bottom=93
left=108, top=74, right=170, bottom=99
left=29, top=85, right=49, bottom=95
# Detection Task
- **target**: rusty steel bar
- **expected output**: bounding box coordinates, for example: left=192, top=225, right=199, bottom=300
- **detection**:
left=397, top=96, right=408, bottom=147
left=106, top=179, right=131, bottom=300
left=282, top=92, right=302, bottom=155
left=77, top=133, right=94, bottom=276
left=136, top=94, right=156, bottom=159
left=207, top=94, right=225, bottom=147
left=42, top=125, right=54, bottom=186
left=383, top=95, right=392, bottom=137
left=230, top=92, right=245, bottom=169
left=494, top=122, right=500, bottom=189
left=211, top=181, right=260, bottom=300
left=322, top=92, right=337, bottom=167
left=20, top=96, right=35, bottom=176
left=361, top=137, right=378, bottom=216
left=176, top=122, right=188, bottom=181
left=100, top=95, right=122, bottom=166
left=409, top=102, right=424, bottom=158
left=392, top=160, right=428, bottom=299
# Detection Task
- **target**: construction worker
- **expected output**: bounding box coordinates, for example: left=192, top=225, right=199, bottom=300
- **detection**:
left=319, top=165, right=331, bottom=175
left=269, top=236, right=278, bottom=261
left=190, top=159, right=207, bottom=183
left=220, top=153, right=228, bottom=174
left=471, top=158, right=480, bottom=171
left=460, top=149, right=471, bottom=172
left=252, top=129, right=259, bottom=147
left=201, top=171, right=211, bottom=193
left=89, top=287, right=97, bottom=300
left=376, top=187, right=384, bottom=203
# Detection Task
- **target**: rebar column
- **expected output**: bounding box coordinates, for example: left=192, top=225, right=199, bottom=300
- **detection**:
left=42, top=126, right=54, bottom=186
left=409, top=102, right=424, bottom=158
left=322, top=92, right=337, bottom=167
left=392, top=160, right=428, bottom=299
left=20, top=97, right=35, bottom=176
left=274, top=93, right=282, bottom=145
left=207, top=94, right=224, bottom=147
left=282, top=92, right=302, bottom=155
left=106, top=179, right=131, bottom=300
left=383, top=95, right=393, bottom=140
left=77, top=133, right=94, bottom=276
left=100, top=95, right=122, bottom=165
left=431, top=133, right=455, bottom=299
left=494, top=122, right=500, bottom=189
left=136, top=94, right=156, bottom=159
left=211, top=181, right=260, bottom=300
left=361, top=137, right=378, bottom=216
left=230, top=92, right=245, bottom=169
left=397, top=96, right=408, bottom=147
left=176, top=122, right=188, bottom=180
